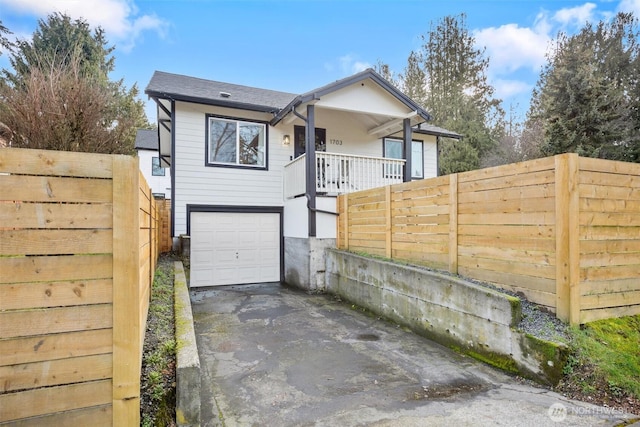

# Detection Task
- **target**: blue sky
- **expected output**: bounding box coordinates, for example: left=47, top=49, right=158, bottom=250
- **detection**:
left=1, top=0, right=639, bottom=123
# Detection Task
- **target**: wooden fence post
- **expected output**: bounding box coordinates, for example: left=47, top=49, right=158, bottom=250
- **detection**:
left=449, top=173, right=459, bottom=274
left=112, top=155, right=141, bottom=426
left=342, top=194, right=349, bottom=250
left=555, top=153, right=580, bottom=324
left=385, top=185, right=392, bottom=259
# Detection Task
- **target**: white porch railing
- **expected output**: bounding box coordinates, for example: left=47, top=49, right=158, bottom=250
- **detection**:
left=284, top=152, right=405, bottom=199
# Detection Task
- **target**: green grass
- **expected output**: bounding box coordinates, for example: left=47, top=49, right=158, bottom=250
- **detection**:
left=566, top=315, right=640, bottom=399
left=141, top=254, right=177, bottom=426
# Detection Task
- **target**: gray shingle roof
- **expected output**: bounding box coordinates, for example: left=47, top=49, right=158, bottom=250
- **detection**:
left=145, top=71, right=297, bottom=112
left=134, top=128, right=158, bottom=150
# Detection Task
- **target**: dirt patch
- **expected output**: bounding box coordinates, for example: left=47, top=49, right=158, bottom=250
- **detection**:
left=556, top=361, right=640, bottom=416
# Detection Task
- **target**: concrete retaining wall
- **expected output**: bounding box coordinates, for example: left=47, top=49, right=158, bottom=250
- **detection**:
left=174, top=261, right=201, bottom=426
left=285, top=237, right=335, bottom=291
left=325, top=249, right=568, bottom=385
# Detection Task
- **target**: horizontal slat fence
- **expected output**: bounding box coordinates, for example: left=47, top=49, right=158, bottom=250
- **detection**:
left=337, top=153, right=640, bottom=324
left=0, top=148, right=158, bottom=426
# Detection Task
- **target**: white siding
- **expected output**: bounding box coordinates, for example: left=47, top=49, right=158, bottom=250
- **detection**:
left=137, top=149, right=171, bottom=198
left=173, top=102, right=290, bottom=236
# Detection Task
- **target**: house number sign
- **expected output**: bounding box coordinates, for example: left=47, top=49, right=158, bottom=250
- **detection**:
left=329, top=139, right=343, bottom=145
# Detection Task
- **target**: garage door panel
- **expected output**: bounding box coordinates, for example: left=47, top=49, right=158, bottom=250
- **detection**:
left=190, top=211, right=281, bottom=287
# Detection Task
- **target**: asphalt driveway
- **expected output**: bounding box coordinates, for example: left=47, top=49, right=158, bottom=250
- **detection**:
left=190, top=283, right=637, bottom=427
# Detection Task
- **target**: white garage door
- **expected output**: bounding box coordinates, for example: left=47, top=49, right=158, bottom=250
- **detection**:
left=190, top=212, right=280, bottom=287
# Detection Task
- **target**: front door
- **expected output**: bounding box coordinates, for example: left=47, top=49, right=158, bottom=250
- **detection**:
left=294, top=125, right=326, bottom=158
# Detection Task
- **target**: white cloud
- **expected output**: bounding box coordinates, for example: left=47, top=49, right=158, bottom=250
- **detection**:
left=335, top=54, right=372, bottom=75
left=552, top=2, right=598, bottom=27
left=492, top=78, right=532, bottom=100
left=0, top=0, right=168, bottom=52
left=618, top=0, right=640, bottom=15
left=475, top=24, right=550, bottom=74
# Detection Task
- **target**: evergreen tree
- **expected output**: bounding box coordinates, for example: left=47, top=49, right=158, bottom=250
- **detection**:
left=410, top=14, right=504, bottom=173
left=531, top=13, right=640, bottom=162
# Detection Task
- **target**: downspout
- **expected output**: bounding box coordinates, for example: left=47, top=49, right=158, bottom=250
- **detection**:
left=306, top=104, right=317, bottom=237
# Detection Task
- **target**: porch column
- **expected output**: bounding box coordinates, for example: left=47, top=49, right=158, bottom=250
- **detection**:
left=403, top=118, right=412, bottom=182
left=306, top=104, right=317, bottom=237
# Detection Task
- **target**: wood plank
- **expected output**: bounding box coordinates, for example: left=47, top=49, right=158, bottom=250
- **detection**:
left=579, top=156, right=640, bottom=175
left=0, top=229, right=112, bottom=256
left=0, top=254, right=112, bottom=284
left=111, top=155, right=141, bottom=426
left=458, top=254, right=556, bottom=280
left=0, top=279, right=112, bottom=310
left=580, top=277, right=640, bottom=295
left=449, top=173, right=458, bottom=274
left=0, top=148, right=113, bottom=178
left=393, top=241, right=448, bottom=253
left=458, top=169, right=555, bottom=193
left=580, top=304, right=640, bottom=324
left=391, top=193, right=449, bottom=208
left=459, top=224, right=555, bottom=239
left=458, top=245, right=555, bottom=266
left=458, top=211, right=555, bottom=226
left=579, top=183, right=640, bottom=201
left=554, top=153, right=580, bottom=324
left=392, top=232, right=448, bottom=243
left=0, top=353, right=112, bottom=393
left=392, top=223, right=449, bottom=234
left=392, top=214, right=449, bottom=225
left=581, top=264, right=640, bottom=281
left=458, top=183, right=554, bottom=204
left=0, top=176, right=112, bottom=203
left=385, top=186, right=391, bottom=258
left=457, top=156, right=555, bottom=183
left=458, top=266, right=556, bottom=303
left=0, top=304, right=112, bottom=339
left=392, top=203, right=449, bottom=216
left=579, top=170, right=640, bottom=187
left=580, top=197, right=640, bottom=213
left=392, top=251, right=449, bottom=267
left=581, top=290, right=640, bottom=310
left=580, top=252, right=640, bottom=268
left=580, top=239, right=640, bottom=254
left=391, top=185, right=449, bottom=202
left=0, top=379, right=111, bottom=423
left=0, top=202, right=112, bottom=229
left=0, top=329, right=112, bottom=366
left=579, top=225, right=640, bottom=240
left=390, top=174, right=449, bottom=191
left=1, top=405, right=112, bottom=427
left=459, top=235, right=555, bottom=252
left=458, top=196, right=555, bottom=215
left=580, top=211, right=640, bottom=227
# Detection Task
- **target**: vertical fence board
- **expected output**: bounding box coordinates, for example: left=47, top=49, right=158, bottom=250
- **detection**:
left=111, top=155, right=141, bottom=427
left=449, top=173, right=458, bottom=274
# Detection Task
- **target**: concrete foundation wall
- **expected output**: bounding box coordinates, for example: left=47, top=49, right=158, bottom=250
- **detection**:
left=325, top=249, right=568, bottom=385
left=285, top=237, right=335, bottom=291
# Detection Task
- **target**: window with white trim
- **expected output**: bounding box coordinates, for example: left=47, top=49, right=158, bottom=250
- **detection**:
left=207, top=116, right=266, bottom=168
left=384, top=138, right=424, bottom=179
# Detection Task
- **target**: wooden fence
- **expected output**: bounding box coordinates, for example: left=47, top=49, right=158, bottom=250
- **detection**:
left=337, top=153, right=640, bottom=325
left=0, top=148, right=159, bottom=426
left=157, top=198, right=172, bottom=253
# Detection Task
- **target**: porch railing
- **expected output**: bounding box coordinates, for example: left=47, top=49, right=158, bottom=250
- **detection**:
left=284, top=152, right=405, bottom=199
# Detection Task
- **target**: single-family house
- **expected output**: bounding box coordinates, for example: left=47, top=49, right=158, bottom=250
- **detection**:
left=145, top=68, right=460, bottom=290
left=135, top=128, right=172, bottom=199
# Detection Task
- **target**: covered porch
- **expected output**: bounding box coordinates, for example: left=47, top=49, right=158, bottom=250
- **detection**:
left=284, top=151, right=405, bottom=198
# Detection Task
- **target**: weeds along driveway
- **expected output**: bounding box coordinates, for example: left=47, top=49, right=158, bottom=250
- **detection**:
left=190, top=283, right=636, bottom=427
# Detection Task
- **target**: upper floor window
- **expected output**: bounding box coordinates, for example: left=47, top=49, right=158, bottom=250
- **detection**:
left=384, top=138, right=424, bottom=179
left=207, top=116, right=267, bottom=168
left=152, top=157, right=165, bottom=176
